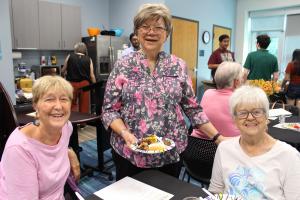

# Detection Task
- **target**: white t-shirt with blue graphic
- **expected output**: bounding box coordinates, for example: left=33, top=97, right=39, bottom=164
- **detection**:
left=209, top=137, right=300, bottom=200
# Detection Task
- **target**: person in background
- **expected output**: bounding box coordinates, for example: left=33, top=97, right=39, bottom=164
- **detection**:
left=122, top=33, right=140, bottom=57
left=208, top=34, right=235, bottom=81
left=209, top=85, right=300, bottom=199
left=62, top=42, right=96, bottom=113
left=243, top=34, right=279, bottom=81
left=101, top=3, right=227, bottom=181
left=282, top=49, right=300, bottom=106
left=192, top=61, right=242, bottom=139
left=0, top=76, right=80, bottom=200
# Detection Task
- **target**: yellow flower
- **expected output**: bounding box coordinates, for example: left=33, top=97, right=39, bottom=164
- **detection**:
left=247, top=79, right=280, bottom=96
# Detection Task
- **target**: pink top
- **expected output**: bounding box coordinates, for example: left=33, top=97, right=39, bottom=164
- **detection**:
left=192, top=88, right=240, bottom=138
left=0, top=121, right=73, bottom=200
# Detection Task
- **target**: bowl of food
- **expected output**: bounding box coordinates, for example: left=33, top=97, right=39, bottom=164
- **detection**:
left=131, top=134, right=175, bottom=154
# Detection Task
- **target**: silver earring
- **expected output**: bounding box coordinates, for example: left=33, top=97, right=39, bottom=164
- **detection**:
left=34, top=111, right=40, bottom=126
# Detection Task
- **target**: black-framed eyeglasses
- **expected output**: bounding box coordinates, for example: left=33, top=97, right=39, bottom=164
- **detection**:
left=235, top=108, right=266, bottom=119
left=139, top=25, right=166, bottom=33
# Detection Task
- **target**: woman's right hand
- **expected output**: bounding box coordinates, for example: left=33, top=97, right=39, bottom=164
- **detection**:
left=121, top=130, right=138, bottom=147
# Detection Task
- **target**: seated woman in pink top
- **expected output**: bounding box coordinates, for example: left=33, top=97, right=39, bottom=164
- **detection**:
left=192, top=62, right=243, bottom=139
left=0, top=76, right=80, bottom=200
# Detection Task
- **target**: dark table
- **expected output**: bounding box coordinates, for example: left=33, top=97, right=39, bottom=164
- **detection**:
left=268, top=116, right=300, bottom=147
left=86, top=170, right=208, bottom=200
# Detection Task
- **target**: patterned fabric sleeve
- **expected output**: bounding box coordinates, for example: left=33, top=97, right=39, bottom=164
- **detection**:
left=101, top=60, right=124, bottom=130
left=177, top=57, right=209, bottom=127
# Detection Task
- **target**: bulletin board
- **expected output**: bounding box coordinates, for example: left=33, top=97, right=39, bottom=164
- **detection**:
left=212, top=25, right=232, bottom=51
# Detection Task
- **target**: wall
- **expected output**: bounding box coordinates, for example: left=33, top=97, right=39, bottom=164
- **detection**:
left=235, top=0, right=300, bottom=64
left=0, top=0, right=15, bottom=102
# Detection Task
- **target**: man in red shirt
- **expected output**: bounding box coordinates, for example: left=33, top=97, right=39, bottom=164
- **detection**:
left=208, top=34, right=235, bottom=81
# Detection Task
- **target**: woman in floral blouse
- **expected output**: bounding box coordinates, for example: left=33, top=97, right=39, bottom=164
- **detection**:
left=101, top=3, right=224, bottom=180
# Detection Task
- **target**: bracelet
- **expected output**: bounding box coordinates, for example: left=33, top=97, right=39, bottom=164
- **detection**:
left=212, top=133, right=221, bottom=142
left=120, top=129, right=129, bottom=137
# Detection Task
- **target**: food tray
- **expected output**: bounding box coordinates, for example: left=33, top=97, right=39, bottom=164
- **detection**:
left=130, top=137, right=175, bottom=154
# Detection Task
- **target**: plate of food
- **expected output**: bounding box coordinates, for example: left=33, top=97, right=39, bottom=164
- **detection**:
left=130, top=134, right=175, bottom=154
left=282, top=123, right=300, bottom=131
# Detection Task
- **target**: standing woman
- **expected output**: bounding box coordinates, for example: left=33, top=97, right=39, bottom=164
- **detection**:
left=62, top=42, right=96, bottom=113
left=102, top=3, right=225, bottom=181
left=282, top=49, right=300, bottom=106
left=0, top=76, right=80, bottom=200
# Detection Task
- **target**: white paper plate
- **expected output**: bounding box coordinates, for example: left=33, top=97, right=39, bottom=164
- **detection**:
left=130, top=137, right=175, bottom=154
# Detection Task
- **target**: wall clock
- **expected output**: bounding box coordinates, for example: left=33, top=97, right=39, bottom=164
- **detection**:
left=202, top=31, right=210, bottom=44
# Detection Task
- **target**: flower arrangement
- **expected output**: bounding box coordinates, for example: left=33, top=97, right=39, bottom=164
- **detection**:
left=247, top=79, right=281, bottom=96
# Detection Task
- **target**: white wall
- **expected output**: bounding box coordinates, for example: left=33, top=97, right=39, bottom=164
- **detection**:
left=235, top=0, right=300, bottom=64
left=0, top=0, right=15, bottom=102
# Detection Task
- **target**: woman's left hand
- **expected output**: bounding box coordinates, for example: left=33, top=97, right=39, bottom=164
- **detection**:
left=68, top=148, right=81, bottom=182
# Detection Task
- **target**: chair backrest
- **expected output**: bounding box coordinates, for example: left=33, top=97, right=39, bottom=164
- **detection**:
left=270, top=101, right=299, bottom=116
left=182, top=135, right=218, bottom=184
left=0, top=82, right=18, bottom=160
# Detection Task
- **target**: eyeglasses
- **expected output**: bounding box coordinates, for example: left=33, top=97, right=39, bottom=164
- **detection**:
left=235, top=108, right=265, bottom=119
left=139, top=25, right=166, bottom=33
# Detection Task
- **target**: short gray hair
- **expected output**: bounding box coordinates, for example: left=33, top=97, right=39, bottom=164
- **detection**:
left=214, top=61, right=243, bottom=89
left=74, top=42, right=87, bottom=55
left=229, top=85, right=269, bottom=118
left=134, top=3, right=172, bottom=36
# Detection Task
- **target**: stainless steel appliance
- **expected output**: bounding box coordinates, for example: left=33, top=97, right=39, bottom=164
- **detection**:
left=82, top=35, right=128, bottom=80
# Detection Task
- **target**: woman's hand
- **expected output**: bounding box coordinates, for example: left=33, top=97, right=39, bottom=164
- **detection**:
left=68, top=148, right=80, bottom=182
left=121, top=130, right=138, bottom=147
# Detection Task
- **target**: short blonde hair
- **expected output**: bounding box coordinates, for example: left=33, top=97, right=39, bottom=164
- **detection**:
left=134, top=3, right=172, bottom=36
left=32, top=76, right=73, bottom=104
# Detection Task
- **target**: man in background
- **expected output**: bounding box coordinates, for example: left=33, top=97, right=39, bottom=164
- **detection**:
left=208, top=34, right=235, bottom=81
left=122, top=33, right=140, bottom=57
left=243, top=34, right=278, bottom=81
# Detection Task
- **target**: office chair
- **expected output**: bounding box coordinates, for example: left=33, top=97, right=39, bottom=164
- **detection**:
left=182, top=135, right=217, bottom=187
left=0, top=82, right=18, bottom=160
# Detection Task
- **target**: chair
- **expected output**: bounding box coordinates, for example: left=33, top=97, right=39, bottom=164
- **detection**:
left=0, top=82, right=18, bottom=160
left=270, top=101, right=299, bottom=116
left=182, top=135, right=217, bottom=187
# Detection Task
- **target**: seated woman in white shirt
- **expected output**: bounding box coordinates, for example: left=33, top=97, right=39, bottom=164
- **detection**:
left=209, top=85, right=300, bottom=199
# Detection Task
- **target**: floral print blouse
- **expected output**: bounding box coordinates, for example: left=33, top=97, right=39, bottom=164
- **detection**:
left=101, top=51, right=208, bottom=168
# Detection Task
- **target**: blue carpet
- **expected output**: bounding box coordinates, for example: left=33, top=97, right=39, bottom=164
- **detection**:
left=78, top=139, right=205, bottom=198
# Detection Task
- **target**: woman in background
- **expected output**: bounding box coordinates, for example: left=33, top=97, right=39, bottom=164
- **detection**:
left=62, top=42, right=96, bottom=113
left=0, top=76, right=80, bottom=200
left=282, top=49, right=300, bottom=106
left=192, top=61, right=242, bottom=138
left=209, top=85, right=300, bottom=199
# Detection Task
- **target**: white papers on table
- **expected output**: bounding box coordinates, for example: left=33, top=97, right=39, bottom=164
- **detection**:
left=269, top=108, right=292, bottom=117
left=26, top=112, right=36, bottom=117
left=94, top=176, right=174, bottom=200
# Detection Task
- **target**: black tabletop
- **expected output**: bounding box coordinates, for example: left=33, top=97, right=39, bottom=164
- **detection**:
left=86, top=170, right=208, bottom=200
left=268, top=116, right=300, bottom=146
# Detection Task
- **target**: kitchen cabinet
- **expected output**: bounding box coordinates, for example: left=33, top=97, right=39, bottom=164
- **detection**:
left=11, top=0, right=39, bottom=49
left=39, top=1, right=61, bottom=50
left=39, top=2, right=81, bottom=50
left=61, top=4, right=81, bottom=50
